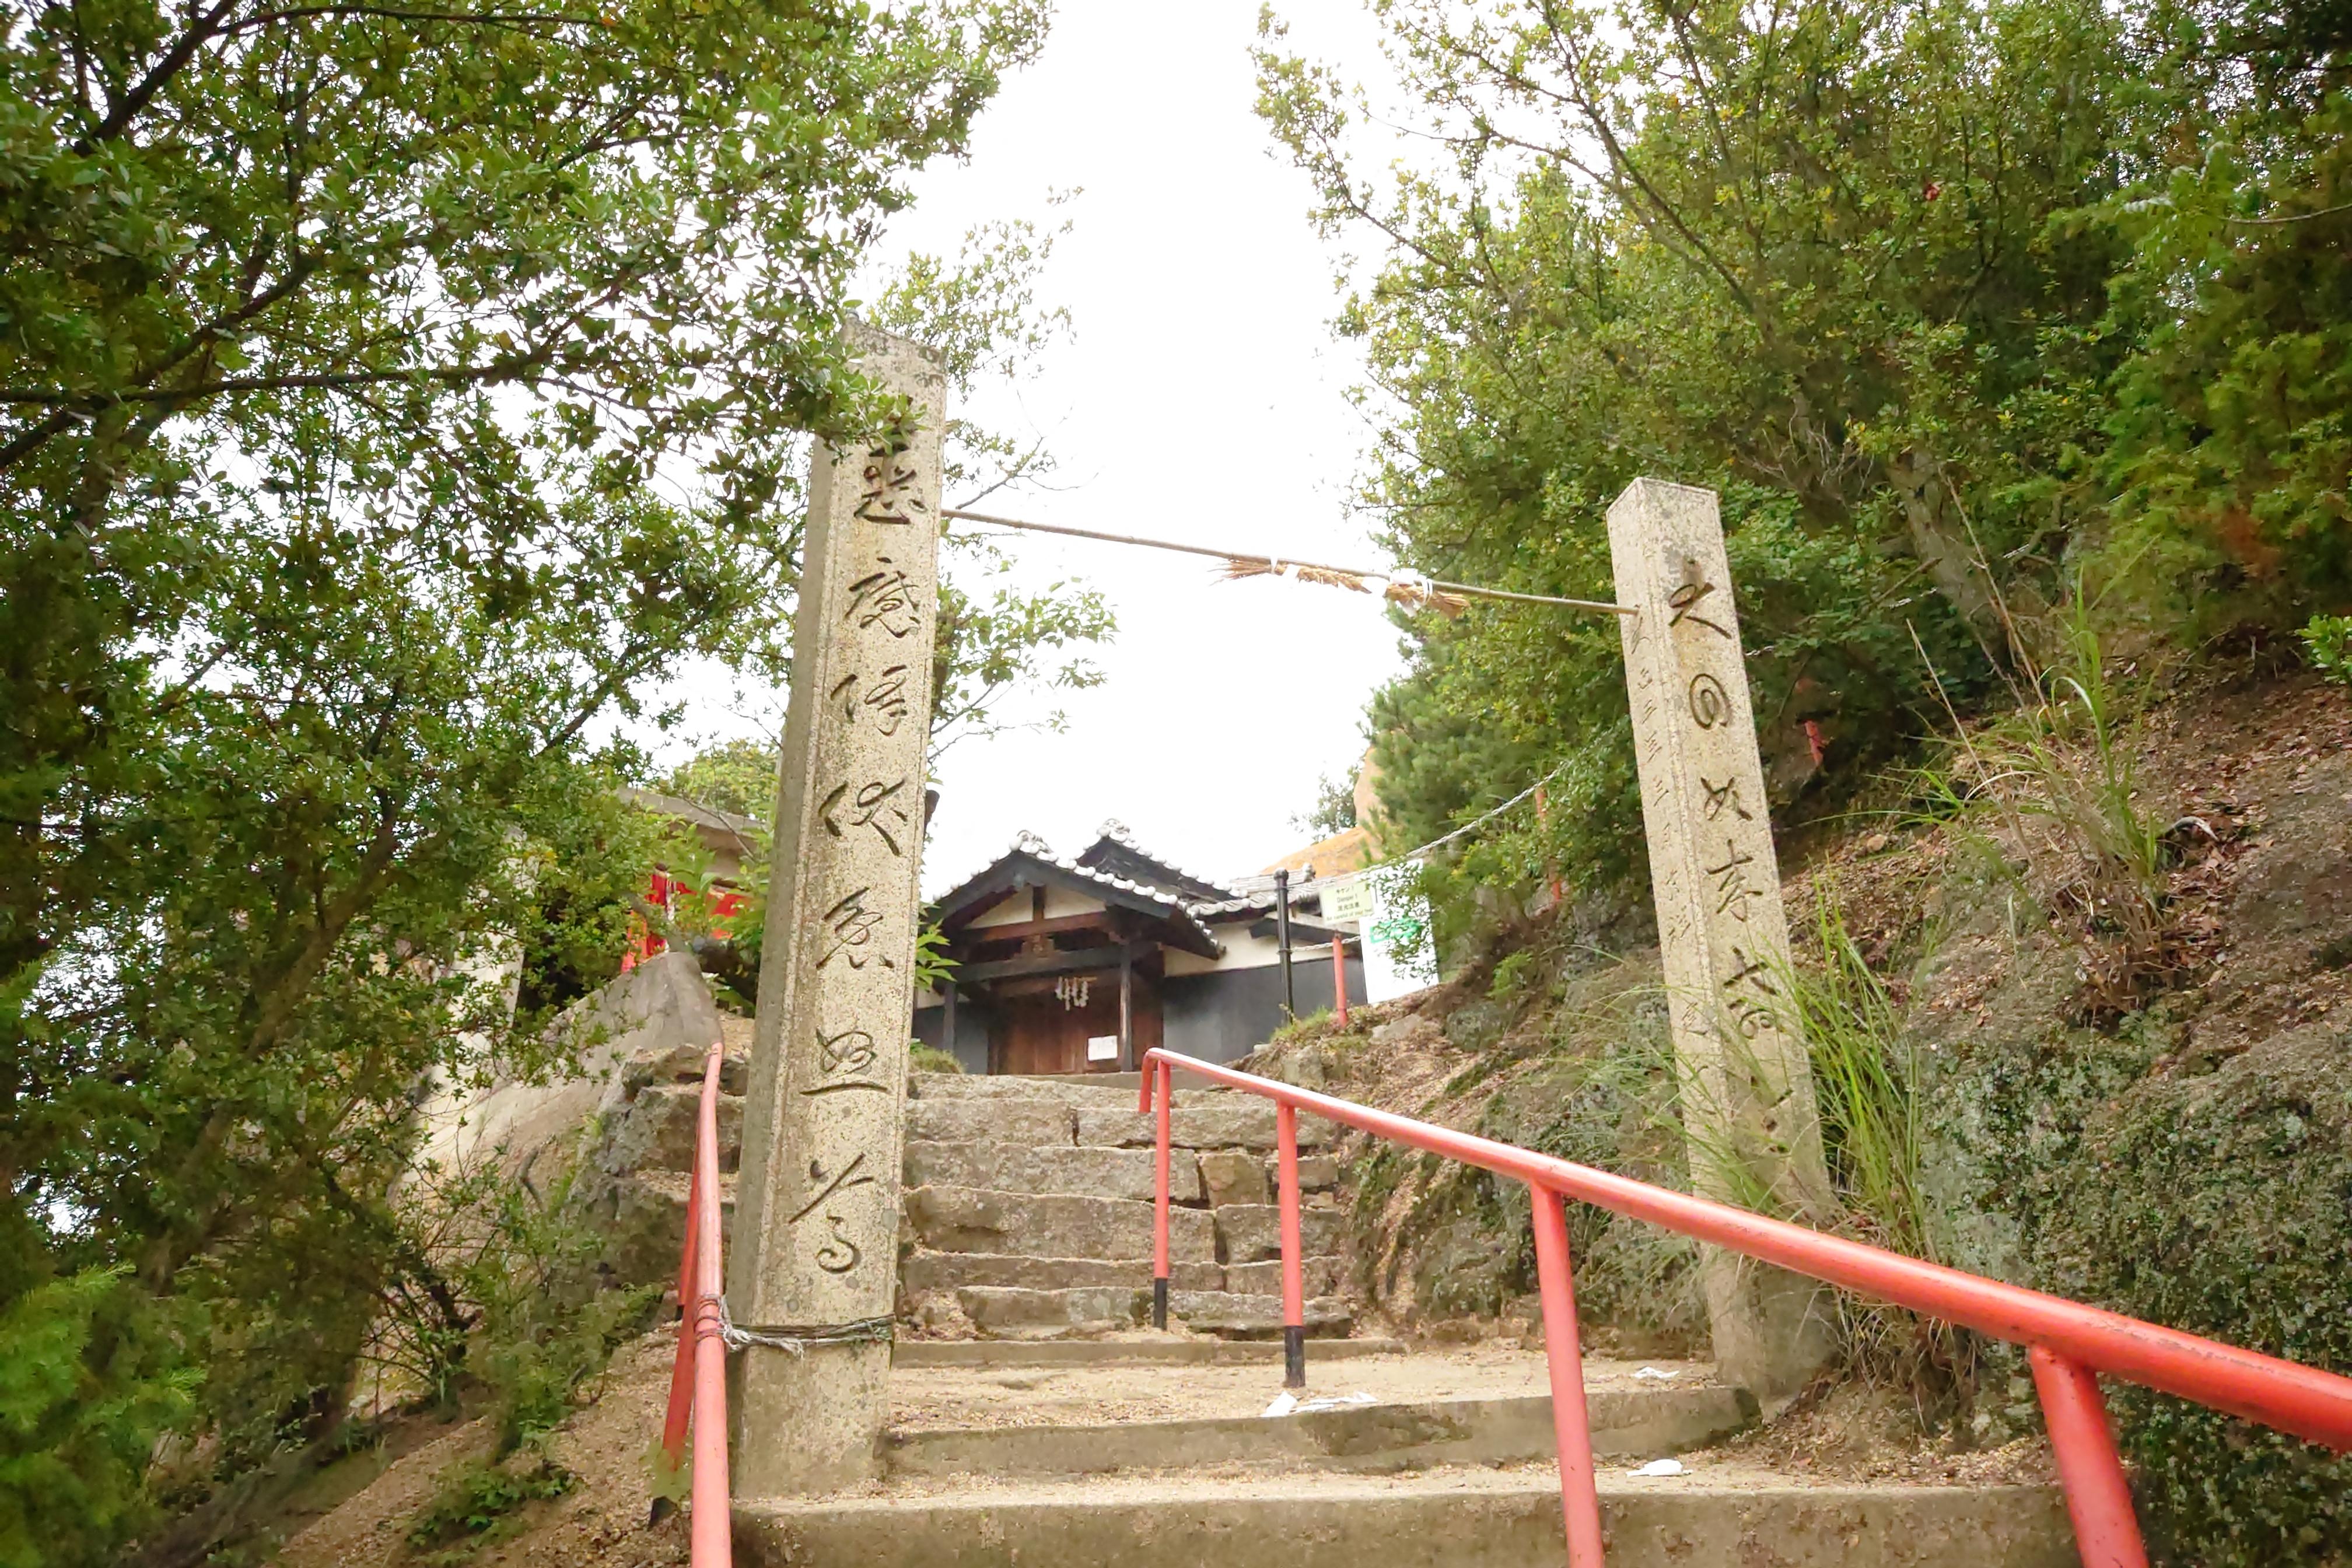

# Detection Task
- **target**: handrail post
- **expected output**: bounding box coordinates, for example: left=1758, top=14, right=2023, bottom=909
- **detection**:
left=2031, top=1347, right=2150, bottom=1568
left=1331, top=935, right=1348, bottom=1027
left=1530, top=1182, right=1607, bottom=1567
left=655, top=1149, right=703, bottom=1494
left=1276, top=1101, right=1306, bottom=1388
left=1152, top=1058, right=1172, bottom=1331
left=688, top=1041, right=731, bottom=1566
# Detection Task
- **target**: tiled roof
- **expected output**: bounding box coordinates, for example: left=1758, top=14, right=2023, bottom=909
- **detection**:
left=934, top=821, right=1344, bottom=944
left=930, top=832, right=1222, bottom=957
left=1077, top=818, right=1238, bottom=903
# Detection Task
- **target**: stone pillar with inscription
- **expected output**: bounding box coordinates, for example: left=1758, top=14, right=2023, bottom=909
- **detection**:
left=1607, top=477, right=1835, bottom=1411
left=728, top=326, right=944, bottom=1495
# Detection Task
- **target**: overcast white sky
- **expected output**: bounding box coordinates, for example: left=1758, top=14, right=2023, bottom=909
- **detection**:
left=656, top=2, right=1424, bottom=896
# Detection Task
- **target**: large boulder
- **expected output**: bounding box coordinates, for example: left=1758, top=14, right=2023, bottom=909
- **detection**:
left=412, top=950, right=726, bottom=1185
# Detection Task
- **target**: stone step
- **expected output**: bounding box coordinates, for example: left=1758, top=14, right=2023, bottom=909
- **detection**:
left=739, top=1468, right=2074, bottom=1568
left=951, top=1286, right=1147, bottom=1338
left=1220, top=1256, right=1345, bottom=1297
left=903, top=1139, right=1205, bottom=1203
left=910, top=1072, right=1158, bottom=1101
left=1213, top=1203, right=1345, bottom=1262
left=905, top=1185, right=1218, bottom=1262
left=905, top=1096, right=1332, bottom=1154
left=891, top=1337, right=1407, bottom=1368
left=1074, top=1101, right=1335, bottom=1153
left=907, top=1097, right=1077, bottom=1147
left=1167, top=1290, right=1353, bottom=1339
left=886, top=1386, right=1750, bottom=1480
left=943, top=1285, right=1357, bottom=1341
left=901, top=1249, right=1226, bottom=1295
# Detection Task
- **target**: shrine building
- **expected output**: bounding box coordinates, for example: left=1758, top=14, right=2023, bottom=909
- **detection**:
left=914, top=821, right=1366, bottom=1076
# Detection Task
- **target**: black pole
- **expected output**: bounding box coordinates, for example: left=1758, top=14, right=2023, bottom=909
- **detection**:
left=1275, top=868, right=1295, bottom=1017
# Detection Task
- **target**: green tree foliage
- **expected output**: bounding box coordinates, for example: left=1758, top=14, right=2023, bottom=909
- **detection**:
left=660, top=739, right=782, bottom=822
left=1255, top=0, right=2352, bottom=913
left=1294, top=768, right=1359, bottom=836
left=0, top=1268, right=193, bottom=1568
left=1260, top=1, right=2352, bottom=1555
left=2102, top=3, right=2352, bottom=632
left=0, top=2, right=1051, bottom=1558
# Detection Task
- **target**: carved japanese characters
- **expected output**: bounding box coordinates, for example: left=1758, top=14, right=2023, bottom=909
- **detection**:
left=1608, top=478, right=1832, bottom=1408
left=728, top=326, right=946, bottom=1494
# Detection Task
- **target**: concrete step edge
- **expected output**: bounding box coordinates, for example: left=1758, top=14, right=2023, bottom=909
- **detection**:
left=890, top=1337, right=1405, bottom=1367
left=737, top=1468, right=2076, bottom=1568
left=886, top=1387, right=1752, bottom=1479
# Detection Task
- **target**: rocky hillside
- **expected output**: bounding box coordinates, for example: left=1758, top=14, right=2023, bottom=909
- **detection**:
left=1244, top=666, right=2352, bottom=1567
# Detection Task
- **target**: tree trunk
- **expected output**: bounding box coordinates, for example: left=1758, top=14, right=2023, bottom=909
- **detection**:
left=1889, top=450, right=2007, bottom=651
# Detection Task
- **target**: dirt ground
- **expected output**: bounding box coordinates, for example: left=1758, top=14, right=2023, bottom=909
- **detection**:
left=275, top=1331, right=691, bottom=1568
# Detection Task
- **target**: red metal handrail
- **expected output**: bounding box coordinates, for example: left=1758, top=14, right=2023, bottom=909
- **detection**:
left=655, top=1041, right=732, bottom=1567
left=1142, top=1046, right=2352, bottom=1568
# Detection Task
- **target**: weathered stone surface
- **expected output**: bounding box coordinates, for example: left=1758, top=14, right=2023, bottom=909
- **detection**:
left=901, top=1250, right=1221, bottom=1295
left=1609, top=477, right=1832, bottom=1408
left=909, top=1074, right=1142, bottom=1105
left=415, top=949, right=720, bottom=1178
left=728, top=326, right=946, bottom=1497
left=883, top=1386, right=1751, bottom=1480
left=576, top=1169, right=736, bottom=1290
left=909, top=1098, right=1073, bottom=1149
left=1367, top=1014, right=1443, bottom=1053
left=905, top=1185, right=1214, bottom=1262
left=1214, top=1204, right=1344, bottom=1264
left=1198, top=1149, right=1269, bottom=1207
left=954, top=1286, right=1144, bottom=1336
left=624, top=1039, right=750, bottom=1097
left=1166, top=1292, right=1353, bottom=1337
left=1076, top=1104, right=1332, bottom=1152
left=903, top=1140, right=1200, bottom=1203
left=1296, top=1154, right=1340, bottom=1192
left=1222, top=1256, right=1344, bottom=1298
left=597, top=1083, right=743, bottom=1176
left=743, top=1474, right=2078, bottom=1568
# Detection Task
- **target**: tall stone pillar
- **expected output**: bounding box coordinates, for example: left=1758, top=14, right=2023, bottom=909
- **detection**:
left=1607, top=478, right=1833, bottom=1410
left=728, top=326, right=944, bottom=1494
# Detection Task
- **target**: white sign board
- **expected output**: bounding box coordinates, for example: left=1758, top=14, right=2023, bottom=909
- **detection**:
left=1358, top=876, right=1437, bottom=1005
left=1086, top=1034, right=1121, bottom=1062
left=1321, top=874, right=1377, bottom=924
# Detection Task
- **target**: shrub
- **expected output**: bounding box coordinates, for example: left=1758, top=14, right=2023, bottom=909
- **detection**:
left=2303, top=613, right=2352, bottom=687
left=0, top=1269, right=195, bottom=1568
left=404, top=1448, right=575, bottom=1563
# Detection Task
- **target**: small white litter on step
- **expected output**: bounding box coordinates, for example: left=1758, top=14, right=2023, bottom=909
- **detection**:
left=1632, top=1367, right=1680, bottom=1382
left=1295, top=1391, right=1378, bottom=1413
left=1264, top=1390, right=1378, bottom=1417
left=1630, top=1458, right=1686, bottom=1477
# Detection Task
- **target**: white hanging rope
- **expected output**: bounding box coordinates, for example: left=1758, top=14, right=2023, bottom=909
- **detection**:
left=942, top=508, right=1636, bottom=618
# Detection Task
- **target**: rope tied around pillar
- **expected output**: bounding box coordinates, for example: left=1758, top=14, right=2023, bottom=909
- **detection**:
left=709, top=1296, right=895, bottom=1356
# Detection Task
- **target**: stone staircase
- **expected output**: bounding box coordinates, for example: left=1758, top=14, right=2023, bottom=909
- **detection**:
left=576, top=1025, right=2078, bottom=1565
left=900, top=1072, right=1357, bottom=1340
left=582, top=1042, right=1357, bottom=1342
left=737, top=1337, right=2078, bottom=1568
